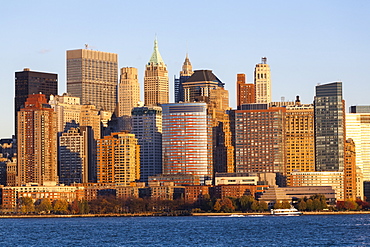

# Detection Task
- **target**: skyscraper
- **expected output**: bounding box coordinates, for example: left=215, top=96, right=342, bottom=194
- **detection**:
left=131, top=106, right=162, bottom=183
left=314, top=82, right=345, bottom=172
left=118, top=67, right=140, bottom=117
left=59, top=126, right=94, bottom=185
left=183, top=70, right=224, bottom=102
left=144, top=39, right=169, bottom=106
left=347, top=106, right=370, bottom=181
left=254, top=57, right=271, bottom=104
left=237, top=73, right=255, bottom=107
left=67, top=48, right=118, bottom=113
left=14, top=68, right=58, bottom=135
left=285, top=102, right=315, bottom=186
left=17, top=94, right=58, bottom=185
left=162, top=103, right=213, bottom=184
left=174, top=54, right=193, bottom=103
left=233, top=106, right=286, bottom=185
left=96, top=132, right=140, bottom=185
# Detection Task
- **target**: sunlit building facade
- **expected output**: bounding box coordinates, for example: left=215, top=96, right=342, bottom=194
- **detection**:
left=96, top=132, right=140, bottom=185
left=254, top=57, right=271, bottom=104
left=237, top=73, right=255, bottom=107
left=132, top=106, right=162, bottom=183
left=144, top=39, right=168, bottom=106
left=67, top=48, right=118, bottom=113
left=17, top=94, right=58, bottom=186
left=162, top=103, right=212, bottom=184
left=314, top=82, right=345, bottom=172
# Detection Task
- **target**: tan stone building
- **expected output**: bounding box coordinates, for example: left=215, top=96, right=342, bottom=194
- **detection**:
left=254, top=57, right=271, bottom=104
left=97, top=132, right=140, bottom=185
left=344, top=138, right=357, bottom=200
left=144, top=39, right=168, bottom=106
left=17, top=94, right=58, bottom=186
left=285, top=103, right=315, bottom=186
left=118, top=67, right=140, bottom=117
left=67, top=48, right=118, bottom=113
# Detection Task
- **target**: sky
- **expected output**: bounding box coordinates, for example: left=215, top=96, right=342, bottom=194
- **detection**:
left=1, top=0, right=369, bottom=138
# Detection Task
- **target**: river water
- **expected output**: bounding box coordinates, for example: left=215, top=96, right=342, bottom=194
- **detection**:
left=0, top=214, right=369, bottom=246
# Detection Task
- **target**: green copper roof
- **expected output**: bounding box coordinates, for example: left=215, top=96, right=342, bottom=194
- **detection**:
left=149, top=39, right=164, bottom=64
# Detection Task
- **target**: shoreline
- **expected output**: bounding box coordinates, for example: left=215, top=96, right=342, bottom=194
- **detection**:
left=0, top=211, right=370, bottom=218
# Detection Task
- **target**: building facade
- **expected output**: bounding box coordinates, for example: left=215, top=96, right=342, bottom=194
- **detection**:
left=233, top=106, right=286, bottom=185
left=254, top=57, right=271, bottom=104
left=59, top=127, right=95, bottom=185
left=162, top=103, right=213, bottom=184
left=96, top=132, right=140, bottom=185
left=314, top=82, right=345, bottom=171
left=174, top=54, right=193, bottom=103
left=285, top=103, right=315, bottom=186
left=344, top=138, right=357, bottom=200
left=131, top=106, right=162, bottom=183
left=67, top=48, right=118, bottom=113
left=237, top=73, right=255, bottom=107
left=144, top=39, right=168, bottom=106
left=291, top=171, right=344, bottom=200
left=346, top=110, right=370, bottom=181
left=17, top=94, right=58, bottom=186
left=118, top=67, right=140, bottom=117
left=15, top=68, right=58, bottom=136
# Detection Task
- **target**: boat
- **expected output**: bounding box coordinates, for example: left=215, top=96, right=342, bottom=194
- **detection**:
left=229, top=214, right=245, bottom=217
left=270, top=207, right=302, bottom=216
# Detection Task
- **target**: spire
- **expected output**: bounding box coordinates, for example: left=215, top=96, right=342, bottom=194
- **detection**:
left=149, top=38, right=164, bottom=65
left=181, top=53, right=193, bottom=77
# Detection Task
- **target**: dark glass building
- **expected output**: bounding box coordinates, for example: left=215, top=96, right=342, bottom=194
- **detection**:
left=14, top=68, right=58, bottom=135
left=314, top=82, right=345, bottom=171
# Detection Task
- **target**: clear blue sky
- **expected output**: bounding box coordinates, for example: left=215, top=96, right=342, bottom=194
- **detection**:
left=1, top=0, right=369, bottom=138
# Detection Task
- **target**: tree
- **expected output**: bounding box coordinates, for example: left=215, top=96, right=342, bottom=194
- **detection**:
left=273, top=202, right=283, bottom=209
left=213, top=199, right=222, bottom=212
left=258, top=201, right=268, bottom=212
left=36, top=199, right=52, bottom=214
left=250, top=201, right=259, bottom=212
left=312, top=199, right=322, bottom=211
left=306, top=199, right=314, bottom=211
left=221, top=198, right=235, bottom=213
left=238, top=195, right=254, bottom=212
left=78, top=200, right=90, bottom=214
left=19, top=197, right=35, bottom=214
left=281, top=200, right=291, bottom=209
left=53, top=199, right=69, bottom=214
left=297, top=200, right=307, bottom=211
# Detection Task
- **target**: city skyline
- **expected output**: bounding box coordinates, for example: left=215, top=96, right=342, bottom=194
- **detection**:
left=1, top=1, right=370, bottom=138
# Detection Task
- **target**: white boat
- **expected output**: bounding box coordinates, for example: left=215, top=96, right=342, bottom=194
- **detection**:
left=270, top=207, right=302, bottom=216
left=229, top=214, right=245, bottom=217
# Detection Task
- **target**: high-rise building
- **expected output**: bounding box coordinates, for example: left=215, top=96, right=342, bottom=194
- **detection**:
left=183, top=70, right=224, bottom=102
left=314, top=82, right=345, bottom=171
left=67, top=48, right=118, bottom=113
left=59, top=127, right=95, bottom=185
left=344, top=138, right=357, bottom=200
left=80, top=104, right=101, bottom=140
left=285, top=102, right=315, bottom=186
left=144, top=39, right=168, bottom=106
left=254, top=57, right=271, bottom=104
left=96, top=132, right=140, bottom=185
left=232, top=106, right=286, bottom=186
left=118, top=67, right=140, bottom=117
left=174, top=54, right=193, bottom=103
left=14, top=68, right=58, bottom=136
left=131, top=106, right=162, bottom=183
left=17, top=94, right=58, bottom=185
left=346, top=108, right=370, bottom=181
left=162, top=103, right=213, bottom=184
left=183, top=70, right=233, bottom=174
left=49, top=94, right=81, bottom=133
left=237, top=73, right=255, bottom=107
